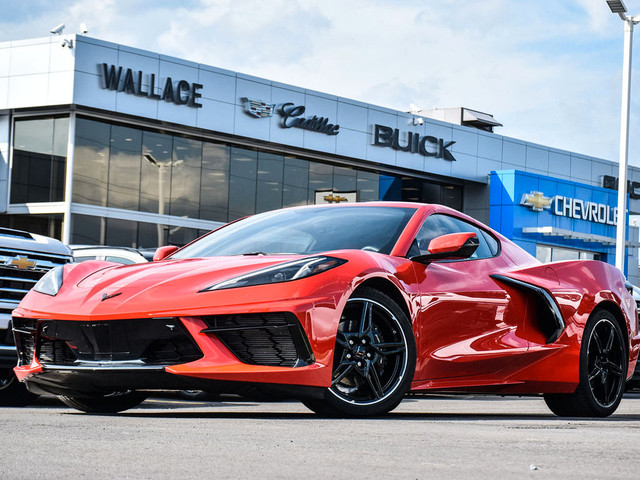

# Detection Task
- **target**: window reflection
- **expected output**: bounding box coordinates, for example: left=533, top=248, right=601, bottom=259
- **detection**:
left=141, top=131, right=172, bottom=214
left=257, top=152, right=283, bottom=214
left=536, top=245, right=600, bottom=262
left=283, top=157, right=308, bottom=207
left=0, top=213, right=62, bottom=239
left=357, top=170, right=379, bottom=202
left=71, top=214, right=203, bottom=249
left=201, top=143, right=229, bottom=222
left=11, top=117, right=68, bottom=203
left=73, top=118, right=109, bottom=206
left=107, top=126, right=142, bottom=210
left=171, top=137, right=202, bottom=218
left=68, top=118, right=466, bottom=233
left=228, top=148, right=257, bottom=220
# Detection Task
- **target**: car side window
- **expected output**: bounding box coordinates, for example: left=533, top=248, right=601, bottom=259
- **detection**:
left=408, top=214, right=498, bottom=260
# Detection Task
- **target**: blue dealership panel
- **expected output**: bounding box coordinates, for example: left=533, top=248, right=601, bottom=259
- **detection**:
left=489, top=170, right=622, bottom=270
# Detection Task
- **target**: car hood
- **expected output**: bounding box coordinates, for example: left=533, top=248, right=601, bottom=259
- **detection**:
left=76, top=255, right=300, bottom=291
left=21, top=254, right=326, bottom=319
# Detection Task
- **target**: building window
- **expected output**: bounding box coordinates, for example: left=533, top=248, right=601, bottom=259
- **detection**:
left=141, top=131, right=172, bottom=215
left=283, top=157, right=309, bottom=207
left=170, top=137, right=202, bottom=218
left=72, top=117, right=391, bottom=227
left=256, top=152, right=284, bottom=214
left=228, top=147, right=257, bottom=220
left=200, top=143, right=229, bottom=222
left=70, top=213, right=205, bottom=248
left=107, top=125, right=142, bottom=211
left=11, top=117, right=68, bottom=204
left=73, top=118, right=109, bottom=206
left=536, top=245, right=602, bottom=262
left=0, top=213, right=63, bottom=239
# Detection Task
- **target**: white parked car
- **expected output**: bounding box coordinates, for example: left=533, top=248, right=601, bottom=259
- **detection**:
left=71, top=246, right=153, bottom=265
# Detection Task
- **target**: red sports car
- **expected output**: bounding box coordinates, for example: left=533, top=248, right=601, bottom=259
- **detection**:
left=12, top=203, right=640, bottom=416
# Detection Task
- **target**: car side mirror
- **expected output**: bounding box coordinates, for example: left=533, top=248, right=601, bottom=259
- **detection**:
left=153, top=245, right=179, bottom=261
left=410, top=232, right=480, bottom=265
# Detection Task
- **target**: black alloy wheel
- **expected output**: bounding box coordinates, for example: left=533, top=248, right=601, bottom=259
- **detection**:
left=586, top=316, right=626, bottom=408
left=544, top=309, right=627, bottom=417
left=59, top=390, right=149, bottom=413
left=303, top=287, right=416, bottom=417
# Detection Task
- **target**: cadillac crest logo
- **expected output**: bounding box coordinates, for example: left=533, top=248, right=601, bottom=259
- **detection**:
left=243, top=98, right=276, bottom=118
left=521, top=191, right=552, bottom=212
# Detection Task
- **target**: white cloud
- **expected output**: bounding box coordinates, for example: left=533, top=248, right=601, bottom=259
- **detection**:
left=1, top=0, right=640, bottom=164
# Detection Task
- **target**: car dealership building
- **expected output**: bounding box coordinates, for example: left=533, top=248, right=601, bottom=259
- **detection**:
left=1, top=34, right=639, bottom=283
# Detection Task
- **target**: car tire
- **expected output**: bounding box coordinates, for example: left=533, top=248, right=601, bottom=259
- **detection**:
left=0, top=368, right=37, bottom=406
left=59, top=390, right=149, bottom=413
left=544, top=309, right=627, bottom=417
left=303, top=287, right=416, bottom=417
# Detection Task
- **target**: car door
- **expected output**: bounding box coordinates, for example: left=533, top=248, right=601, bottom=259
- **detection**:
left=409, top=213, right=530, bottom=383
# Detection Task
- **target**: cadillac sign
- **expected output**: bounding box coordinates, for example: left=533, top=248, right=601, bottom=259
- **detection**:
left=243, top=98, right=340, bottom=136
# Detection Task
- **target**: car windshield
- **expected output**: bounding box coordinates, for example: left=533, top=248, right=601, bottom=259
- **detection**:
left=172, top=206, right=417, bottom=258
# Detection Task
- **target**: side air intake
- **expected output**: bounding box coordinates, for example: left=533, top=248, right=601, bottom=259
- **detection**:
left=490, top=274, right=565, bottom=343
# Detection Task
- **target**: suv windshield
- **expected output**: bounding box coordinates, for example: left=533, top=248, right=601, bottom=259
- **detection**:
left=172, top=206, right=417, bottom=258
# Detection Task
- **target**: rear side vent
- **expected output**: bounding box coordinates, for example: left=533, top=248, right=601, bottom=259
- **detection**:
left=490, top=274, right=565, bottom=343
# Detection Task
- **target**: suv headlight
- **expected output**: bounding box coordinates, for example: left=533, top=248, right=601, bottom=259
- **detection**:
left=200, top=256, right=347, bottom=292
left=33, top=266, right=64, bottom=296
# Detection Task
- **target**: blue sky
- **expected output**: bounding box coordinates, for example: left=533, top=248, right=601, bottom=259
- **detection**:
left=1, top=0, right=638, bottom=166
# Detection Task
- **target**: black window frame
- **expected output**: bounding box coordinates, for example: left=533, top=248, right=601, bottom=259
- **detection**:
left=408, top=213, right=501, bottom=261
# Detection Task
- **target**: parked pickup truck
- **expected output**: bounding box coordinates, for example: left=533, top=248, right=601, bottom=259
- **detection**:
left=0, top=228, right=72, bottom=405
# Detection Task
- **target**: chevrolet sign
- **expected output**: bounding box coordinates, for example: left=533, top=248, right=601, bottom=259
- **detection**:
left=521, top=191, right=618, bottom=226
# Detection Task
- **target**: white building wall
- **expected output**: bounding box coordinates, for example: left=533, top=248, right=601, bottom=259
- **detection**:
left=0, top=37, right=75, bottom=109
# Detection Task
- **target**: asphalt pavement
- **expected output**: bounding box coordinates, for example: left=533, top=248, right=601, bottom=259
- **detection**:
left=1, top=393, right=640, bottom=479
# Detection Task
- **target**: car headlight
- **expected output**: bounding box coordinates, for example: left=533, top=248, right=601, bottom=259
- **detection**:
left=33, top=266, right=64, bottom=296
left=201, top=256, right=347, bottom=292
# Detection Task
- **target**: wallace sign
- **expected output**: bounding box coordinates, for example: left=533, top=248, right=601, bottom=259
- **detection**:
left=99, top=63, right=203, bottom=108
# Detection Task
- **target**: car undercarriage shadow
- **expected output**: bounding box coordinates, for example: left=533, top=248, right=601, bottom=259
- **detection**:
left=73, top=410, right=640, bottom=422
left=60, top=400, right=640, bottom=422
left=34, top=391, right=640, bottom=422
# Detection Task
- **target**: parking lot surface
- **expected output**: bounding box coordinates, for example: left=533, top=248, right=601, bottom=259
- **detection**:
left=2, top=393, right=640, bottom=479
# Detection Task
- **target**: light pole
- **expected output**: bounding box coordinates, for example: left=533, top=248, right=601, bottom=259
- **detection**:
left=144, top=153, right=168, bottom=246
left=607, top=0, right=640, bottom=274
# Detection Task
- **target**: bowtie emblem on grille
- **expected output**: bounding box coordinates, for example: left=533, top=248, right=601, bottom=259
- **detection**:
left=7, top=256, right=36, bottom=270
left=101, top=292, right=122, bottom=301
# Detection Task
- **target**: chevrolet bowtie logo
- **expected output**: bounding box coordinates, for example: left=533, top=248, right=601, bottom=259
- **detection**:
left=8, top=256, right=36, bottom=270
left=521, top=191, right=552, bottom=212
left=323, top=193, right=348, bottom=203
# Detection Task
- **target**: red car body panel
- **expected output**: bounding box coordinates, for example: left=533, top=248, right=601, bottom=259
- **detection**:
left=12, top=202, right=640, bottom=400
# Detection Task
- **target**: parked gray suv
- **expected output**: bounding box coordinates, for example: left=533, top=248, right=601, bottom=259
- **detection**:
left=0, top=228, right=72, bottom=405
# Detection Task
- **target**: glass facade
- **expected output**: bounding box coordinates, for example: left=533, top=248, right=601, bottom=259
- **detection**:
left=0, top=213, right=62, bottom=239
left=5, top=115, right=466, bottom=248
left=69, top=214, right=207, bottom=249
left=10, top=117, right=68, bottom=204
left=72, top=117, right=385, bottom=226
left=535, top=244, right=602, bottom=262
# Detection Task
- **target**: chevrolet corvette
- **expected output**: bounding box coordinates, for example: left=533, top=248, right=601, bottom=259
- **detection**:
left=12, top=202, right=640, bottom=416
